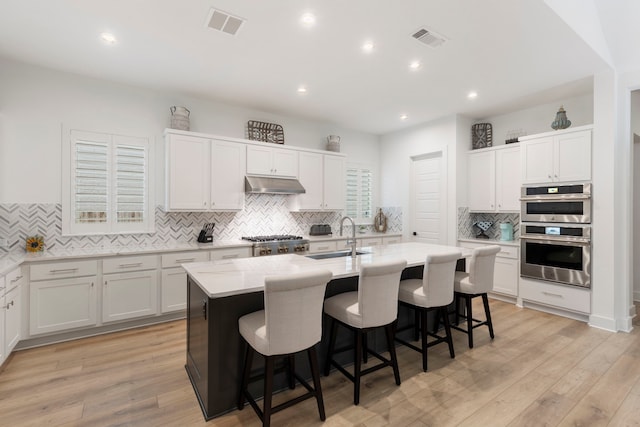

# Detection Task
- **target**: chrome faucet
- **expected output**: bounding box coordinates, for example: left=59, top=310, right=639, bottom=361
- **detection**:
left=340, top=216, right=357, bottom=257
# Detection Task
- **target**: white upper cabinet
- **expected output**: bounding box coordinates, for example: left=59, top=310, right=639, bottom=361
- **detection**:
left=211, top=139, right=246, bottom=210
left=246, top=145, right=298, bottom=178
left=164, top=131, right=245, bottom=211
left=289, top=152, right=345, bottom=211
left=166, top=133, right=209, bottom=211
left=468, top=145, right=520, bottom=212
left=520, top=127, right=592, bottom=184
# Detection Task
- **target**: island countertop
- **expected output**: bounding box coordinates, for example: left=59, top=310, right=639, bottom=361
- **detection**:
left=182, top=242, right=471, bottom=299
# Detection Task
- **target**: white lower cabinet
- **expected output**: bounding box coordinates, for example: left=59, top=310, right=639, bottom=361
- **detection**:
left=458, top=240, right=519, bottom=298
left=30, top=275, right=98, bottom=335
left=0, top=276, right=5, bottom=365
left=161, top=251, right=209, bottom=313
left=519, top=277, right=590, bottom=314
left=103, top=270, right=158, bottom=323
left=4, top=281, right=22, bottom=355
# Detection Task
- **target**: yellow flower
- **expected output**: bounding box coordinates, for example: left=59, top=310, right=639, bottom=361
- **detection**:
left=26, top=235, right=44, bottom=252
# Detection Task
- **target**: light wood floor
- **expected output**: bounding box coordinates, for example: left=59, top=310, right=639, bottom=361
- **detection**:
left=1, top=300, right=639, bottom=427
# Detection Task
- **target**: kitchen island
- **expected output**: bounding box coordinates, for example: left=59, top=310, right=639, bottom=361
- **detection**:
left=182, top=242, right=469, bottom=420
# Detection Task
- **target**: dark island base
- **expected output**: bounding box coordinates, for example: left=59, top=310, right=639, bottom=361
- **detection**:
left=186, top=262, right=465, bottom=420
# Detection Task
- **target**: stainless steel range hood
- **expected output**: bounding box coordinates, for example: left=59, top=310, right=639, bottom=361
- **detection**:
left=244, top=176, right=306, bottom=194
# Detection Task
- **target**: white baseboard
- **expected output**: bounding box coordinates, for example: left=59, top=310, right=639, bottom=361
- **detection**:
left=588, top=313, right=618, bottom=332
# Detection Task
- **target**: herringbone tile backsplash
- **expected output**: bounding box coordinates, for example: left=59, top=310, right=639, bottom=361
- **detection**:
left=0, top=196, right=402, bottom=253
left=458, top=207, right=520, bottom=240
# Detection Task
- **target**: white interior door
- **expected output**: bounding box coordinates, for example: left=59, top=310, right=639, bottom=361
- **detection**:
left=410, top=151, right=447, bottom=244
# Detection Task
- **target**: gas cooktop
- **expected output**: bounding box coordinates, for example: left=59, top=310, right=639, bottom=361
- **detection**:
left=241, top=235, right=304, bottom=242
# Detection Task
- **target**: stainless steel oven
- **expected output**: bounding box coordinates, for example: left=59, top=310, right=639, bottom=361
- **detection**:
left=520, top=224, right=591, bottom=288
left=520, top=183, right=591, bottom=223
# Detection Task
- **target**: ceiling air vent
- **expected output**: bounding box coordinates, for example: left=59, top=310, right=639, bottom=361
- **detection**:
left=411, top=27, right=447, bottom=48
left=206, top=8, right=245, bottom=36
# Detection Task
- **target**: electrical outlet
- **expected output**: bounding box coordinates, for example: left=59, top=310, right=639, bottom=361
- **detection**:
left=0, top=238, right=8, bottom=248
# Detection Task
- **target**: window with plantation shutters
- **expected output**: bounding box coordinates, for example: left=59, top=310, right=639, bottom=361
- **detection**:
left=345, top=164, right=373, bottom=222
left=62, top=129, right=154, bottom=235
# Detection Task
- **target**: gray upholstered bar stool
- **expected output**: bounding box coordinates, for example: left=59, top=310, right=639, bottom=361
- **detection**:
left=237, top=269, right=333, bottom=427
left=452, top=245, right=501, bottom=348
left=323, top=259, right=407, bottom=405
left=396, top=251, right=462, bottom=372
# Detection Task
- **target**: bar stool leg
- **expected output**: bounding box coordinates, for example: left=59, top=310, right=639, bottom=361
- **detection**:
left=466, top=295, right=474, bottom=348
left=441, top=307, right=455, bottom=358
left=263, top=356, right=275, bottom=427
left=324, top=318, right=338, bottom=376
left=482, top=293, right=495, bottom=339
left=362, top=332, right=369, bottom=363
left=287, top=355, right=296, bottom=389
left=308, top=346, right=326, bottom=421
left=420, top=308, right=429, bottom=372
left=414, top=309, right=420, bottom=341
left=238, top=345, right=253, bottom=410
left=385, top=322, right=401, bottom=385
left=354, top=330, right=363, bottom=405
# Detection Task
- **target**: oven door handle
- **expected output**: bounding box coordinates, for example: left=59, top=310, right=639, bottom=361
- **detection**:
left=520, top=235, right=591, bottom=246
left=520, top=195, right=591, bottom=201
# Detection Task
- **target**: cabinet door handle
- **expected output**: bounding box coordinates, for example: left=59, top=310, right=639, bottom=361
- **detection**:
left=167, top=271, right=184, bottom=277
left=49, top=268, right=79, bottom=274
left=91, top=282, right=94, bottom=287
left=118, top=262, right=143, bottom=268
left=174, top=258, right=196, bottom=263
left=202, top=299, right=207, bottom=320
left=104, top=281, right=107, bottom=286
left=221, top=254, right=238, bottom=259
left=542, top=291, right=563, bottom=298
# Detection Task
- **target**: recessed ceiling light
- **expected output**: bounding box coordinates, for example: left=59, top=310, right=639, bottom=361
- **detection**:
left=468, top=91, right=478, bottom=99
left=300, top=12, right=316, bottom=27
left=100, top=32, right=117, bottom=45
left=400, top=114, right=408, bottom=121
left=297, top=86, right=307, bottom=94
left=362, top=41, right=375, bottom=53
left=409, top=61, right=421, bottom=70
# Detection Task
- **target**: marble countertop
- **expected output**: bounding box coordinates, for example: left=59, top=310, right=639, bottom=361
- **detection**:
left=458, top=237, right=519, bottom=247
left=305, top=232, right=401, bottom=241
left=183, top=242, right=469, bottom=299
left=0, top=240, right=253, bottom=274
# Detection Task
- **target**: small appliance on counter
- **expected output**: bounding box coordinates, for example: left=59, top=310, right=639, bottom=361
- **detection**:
left=197, top=223, right=215, bottom=243
left=310, top=224, right=332, bottom=236
left=500, top=222, right=514, bottom=241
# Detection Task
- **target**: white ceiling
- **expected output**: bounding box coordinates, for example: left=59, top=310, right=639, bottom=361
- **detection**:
left=0, top=0, right=629, bottom=135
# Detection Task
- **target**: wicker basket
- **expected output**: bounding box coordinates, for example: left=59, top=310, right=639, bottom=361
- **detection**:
left=247, top=120, right=285, bottom=144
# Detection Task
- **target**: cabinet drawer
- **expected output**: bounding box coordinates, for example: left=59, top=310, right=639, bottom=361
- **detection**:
left=458, top=241, right=518, bottom=258
left=30, top=260, right=98, bottom=281
left=519, top=279, right=590, bottom=313
left=382, top=236, right=402, bottom=245
left=162, top=251, right=209, bottom=268
left=211, top=247, right=251, bottom=260
left=309, top=241, right=338, bottom=254
left=360, top=237, right=382, bottom=247
left=103, top=255, right=158, bottom=274
left=4, top=267, right=25, bottom=292
left=496, top=245, right=518, bottom=259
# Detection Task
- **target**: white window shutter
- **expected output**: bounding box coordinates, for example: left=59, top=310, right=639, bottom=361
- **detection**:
left=345, top=164, right=373, bottom=222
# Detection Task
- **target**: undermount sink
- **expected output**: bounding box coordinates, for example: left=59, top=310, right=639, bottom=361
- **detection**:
left=306, top=250, right=370, bottom=260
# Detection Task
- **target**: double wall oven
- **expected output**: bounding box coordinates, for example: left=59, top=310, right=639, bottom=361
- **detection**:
left=520, top=183, right=592, bottom=288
